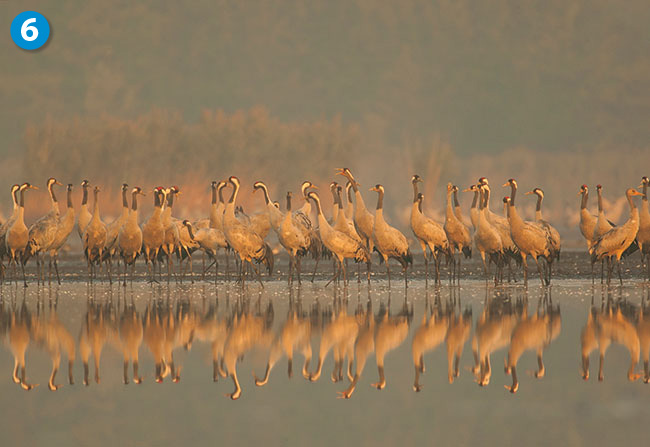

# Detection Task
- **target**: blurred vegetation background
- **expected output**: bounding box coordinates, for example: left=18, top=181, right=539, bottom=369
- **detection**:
left=2, top=0, right=649, bottom=245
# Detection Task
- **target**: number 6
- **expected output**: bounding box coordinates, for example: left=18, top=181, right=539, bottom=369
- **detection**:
left=21, top=18, right=38, bottom=42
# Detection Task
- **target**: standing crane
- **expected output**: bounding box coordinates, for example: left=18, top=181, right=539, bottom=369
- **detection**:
left=369, top=184, right=412, bottom=287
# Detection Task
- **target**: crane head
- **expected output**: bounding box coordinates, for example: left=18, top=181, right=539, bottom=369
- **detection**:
left=171, top=185, right=180, bottom=195
left=229, top=176, right=240, bottom=188
left=411, top=174, right=422, bottom=183
left=81, top=179, right=90, bottom=188
left=502, top=178, right=517, bottom=189
left=329, top=181, right=338, bottom=192
left=596, top=184, right=602, bottom=190
left=301, top=181, right=317, bottom=195
left=640, top=176, right=649, bottom=188
left=478, top=177, right=488, bottom=185
left=121, top=183, right=129, bottom=191
left=47, top=177, right=62, bottom=187
left=67, top=184, right=73, bottom=191
left=369, top=184, right=384, bottom=194
left=462, top=184, right=477, bottom=193
left=10, top=184, right=20, bottom=193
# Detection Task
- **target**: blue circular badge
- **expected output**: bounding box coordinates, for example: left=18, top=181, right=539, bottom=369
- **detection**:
left=10, top=11, right=50, bottom=50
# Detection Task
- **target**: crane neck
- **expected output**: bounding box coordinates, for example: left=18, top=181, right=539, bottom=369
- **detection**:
left=167, top=192, right=174, bottom=209
left=626, top=190, right=638, bottom=213
left=122, top=188, right=128, bottom=209
left=412, top=182, right=419, bottom=203
left=643, top=183, right=648, bottom=201
left=507, top=198, right=524, bottom=227
left=211, top=186, right=217, bottom=205
left=415, top=199, right=423, bottom=213
left=580, top=190, right=588, bottom=210
left=82, top=185, right=88, bottom=206
left=92, top=190, right=100, bottom=217
left=597, top=189, right=604, bottom=213
left=286, top=194, right=292, bottom=212
left=375, top=190, right=384, bottom=211
left=484, top=187, right=492, bottom=211
left=185, top=223, right=195, bottom=241
left=446, top=190, right=454, bottom=215
left=19, top=188, right=25, bottom=209
left=259, top=184, right=271, bottom=205
left=335, top=189, right=344, bottom=211
left=347, top=175, right=359, bottom=193
left=346, top=184, right=354, bottom=204
left=49, top=182, right=58, bottom=205
left=131, top=192, right=138, bottom=212
left=218, top=184, right=227, bottom=204
left=12, top=188, right=19, bottom=211
left=471, top=190, right=478, bottom=209
left=453, top=189, right=460, bottom=208
left=228, top=183, right=238, bottom=205
left=507, top=183, right=517, bottom=206
left=67, top=188, right=73, bottom=209
left=535, top=194, right=543, bottom=220
left=312, top=196, right=323, bottom=216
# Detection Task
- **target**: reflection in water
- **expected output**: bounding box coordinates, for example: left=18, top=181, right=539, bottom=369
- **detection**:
left=581, top=290, right=650, bottom=382
left=33, top=300, right=76, bottom=390
left=472, top=291, right=523, bottom=387
left=503, top=294, right=561, bottom=393
left=4, top=283, right=650, bottom=400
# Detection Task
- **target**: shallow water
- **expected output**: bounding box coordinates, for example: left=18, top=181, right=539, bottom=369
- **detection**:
left=1, top=252, right=649, bottom=446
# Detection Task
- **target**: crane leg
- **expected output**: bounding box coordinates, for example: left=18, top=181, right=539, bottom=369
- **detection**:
left=325, top=259, right=342, bottom=287
left=311, top=257, right=320, bottom=283
left=288, top=256, right=293, bottom=285
left=617, top=258, right=623, bottom=285
left=601, top=259, right=605, bottom=284
left=533, top=256, right=545, bottom=286
left=54, top=255, right=61, bottom=285
left=297, top=257, right=302, bottom=285
left=250, top=261, right=264, bottom=288
left=386, top=261, right=391, bottom=287
left=20, top=256, right=27, bottom=288
left=366, top=261, right=371, bottom=284
left=522, top=256, right=528, bottom=287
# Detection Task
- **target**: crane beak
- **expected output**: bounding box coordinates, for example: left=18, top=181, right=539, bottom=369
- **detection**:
left=501, top=182, right=510, bottom=187
left=631, top=190, right=643, bottom=196
left=524, top=191, right=533, bottom=195
left=55, top=180, right=63, bottom=186
left=462, top=187, right=472, bottom=192
left=31, top=185, right=39, bottom=190
left=310, top=185, right=318, bottom=190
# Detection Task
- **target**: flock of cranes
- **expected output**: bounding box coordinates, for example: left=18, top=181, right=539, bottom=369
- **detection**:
left=4, top=289, right=650, bottom=398
left=0, top=169, right=649, bottom=287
